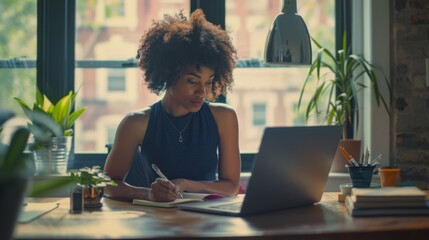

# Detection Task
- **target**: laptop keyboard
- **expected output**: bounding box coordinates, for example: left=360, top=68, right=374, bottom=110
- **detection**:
left=209, top=202, right=242, bottom=211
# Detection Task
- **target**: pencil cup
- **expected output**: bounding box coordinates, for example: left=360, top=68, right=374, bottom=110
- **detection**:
left=379, top=168, right=401, bottom=187
left=346, top=165, right=375, bottom=188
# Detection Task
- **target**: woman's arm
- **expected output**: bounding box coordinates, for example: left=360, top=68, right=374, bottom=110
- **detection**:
left=172, top=103, right=241, bottom=196
left=103, top=109, right=180, bottom=202
left=103, top=110, right=150, bottom=201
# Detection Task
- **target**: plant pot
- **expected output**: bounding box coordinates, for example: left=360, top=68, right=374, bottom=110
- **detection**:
left=33, top=136, right=72, bottom=175
left=83, top=186, right=104, bottom=209
left=0, top=172, right=30, bottom=240
left=331, top=139, right=361, bottom=173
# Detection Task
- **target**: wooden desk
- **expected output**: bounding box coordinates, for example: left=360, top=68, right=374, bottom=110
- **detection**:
left=14, top=193, right=429, bottom=240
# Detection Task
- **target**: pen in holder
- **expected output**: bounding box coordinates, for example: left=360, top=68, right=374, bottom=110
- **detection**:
left=341, top=146, right=378, bottom=188
left=339, top=146, right=359, bottom=166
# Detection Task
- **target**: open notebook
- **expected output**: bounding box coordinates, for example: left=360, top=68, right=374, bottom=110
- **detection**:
left=178, top=125, right=342, bottom=216
left=132, top=192, right=225, bottom=208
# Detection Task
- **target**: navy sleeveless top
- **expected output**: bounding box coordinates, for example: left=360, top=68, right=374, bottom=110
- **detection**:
left=140, top=100, right=219, bottom=187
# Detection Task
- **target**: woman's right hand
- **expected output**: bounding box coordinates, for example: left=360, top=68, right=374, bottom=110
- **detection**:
left=148, top=178, right=180, bottom=202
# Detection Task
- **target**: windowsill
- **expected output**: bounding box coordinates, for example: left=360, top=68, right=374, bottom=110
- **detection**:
left=239, top=172, right=380, bottom=192
left=33, top=172, right=380, bottom=197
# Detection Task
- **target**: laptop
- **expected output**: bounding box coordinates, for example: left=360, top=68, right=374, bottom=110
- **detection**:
left=178, top=125, right=342, bottom=216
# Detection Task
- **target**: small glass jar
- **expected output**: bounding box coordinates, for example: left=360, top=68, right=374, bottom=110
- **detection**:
left=70, top=184, right=83, bottom=213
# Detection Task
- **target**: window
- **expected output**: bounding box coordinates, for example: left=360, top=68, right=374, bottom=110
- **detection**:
left=107, top=69, right=126, bottom=92
left=12, top=0, right=387, bottom=169
left=36, top=0, right=336, bottom=155
left=107, top=127, right=117, bottom=146
left=252, top=103, right=266, bottom=127
left=0, top=0, right=37, bottom=120
left=7, top=0, right=391, bottom=170
left=75, top=0, right=190, bottom=152
left=105, top=0, right=125, bottom=18
left=225, top=0, right=335, bottom=152
left=95, top=0, right=136, bottom=28
left=94, top=68, right=137, bottom=102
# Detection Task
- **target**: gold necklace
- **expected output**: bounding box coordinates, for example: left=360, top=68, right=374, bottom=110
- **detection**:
left=161, top=104, right=194, bottom=143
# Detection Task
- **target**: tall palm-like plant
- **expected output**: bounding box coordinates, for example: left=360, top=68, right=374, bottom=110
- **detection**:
left=298, top=32, right=391, bottom=139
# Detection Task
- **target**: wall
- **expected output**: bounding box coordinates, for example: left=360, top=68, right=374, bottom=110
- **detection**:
left=392, top=0, right=429, bottom=189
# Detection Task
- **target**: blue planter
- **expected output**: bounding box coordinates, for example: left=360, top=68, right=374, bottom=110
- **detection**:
left=347, top=165, right=375, bottom=188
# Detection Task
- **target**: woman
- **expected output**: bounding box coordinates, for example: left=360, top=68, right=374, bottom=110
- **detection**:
left=104, top=9, right=240, bottom=202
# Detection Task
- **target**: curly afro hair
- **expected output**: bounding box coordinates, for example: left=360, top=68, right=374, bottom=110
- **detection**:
left=136, top=9, right=237, bottom=101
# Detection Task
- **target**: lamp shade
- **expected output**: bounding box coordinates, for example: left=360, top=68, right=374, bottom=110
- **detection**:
left=264, top=0, right=312, bottom=65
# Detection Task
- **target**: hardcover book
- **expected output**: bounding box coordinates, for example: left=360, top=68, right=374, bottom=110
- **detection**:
left=345, top=196, right=429, bottom=217
left=351, top=186, right=426, bottom=202
left=345, top=186, right=429, bottom=217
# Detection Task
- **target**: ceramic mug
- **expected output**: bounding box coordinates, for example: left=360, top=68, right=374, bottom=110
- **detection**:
left=379, top=168, right=401, bottom=187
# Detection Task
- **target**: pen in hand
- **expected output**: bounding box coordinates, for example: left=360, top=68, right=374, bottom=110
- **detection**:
left=151, top=164, right=183, bottom=198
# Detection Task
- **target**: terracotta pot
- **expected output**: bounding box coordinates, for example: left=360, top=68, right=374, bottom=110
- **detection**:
left=331, top=139, right=361, bottom=173
left=83, top=186, right=104, bottom=209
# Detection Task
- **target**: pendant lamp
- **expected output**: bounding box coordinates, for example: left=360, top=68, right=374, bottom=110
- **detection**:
left=264, top=0, right=312, bottom=65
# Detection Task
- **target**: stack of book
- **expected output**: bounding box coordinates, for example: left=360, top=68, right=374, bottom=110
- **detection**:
left=345, top=186, right=429, bottom=217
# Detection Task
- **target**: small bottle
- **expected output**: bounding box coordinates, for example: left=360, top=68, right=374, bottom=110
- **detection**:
left=70, top=184, right=83, bottom=213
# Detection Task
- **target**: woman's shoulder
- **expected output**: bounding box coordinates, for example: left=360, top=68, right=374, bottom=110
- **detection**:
left=126, top=107, right=151, bottom=119
left=207, top=102, right=237, bottom=121
left=120, top=107, right=152, bottom=128
left=207, top=102, right=236, bottom=114
left=114, top=107, right=152, bottom=143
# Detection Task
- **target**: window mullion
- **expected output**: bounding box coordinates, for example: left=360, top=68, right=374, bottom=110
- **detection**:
left=191, top=0, right=226, bottom=103
left=76, top=60, right=137, bottom=68
left=37, top=0, right=75, bottom=103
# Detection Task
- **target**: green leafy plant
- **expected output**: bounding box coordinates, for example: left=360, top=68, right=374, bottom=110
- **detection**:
left=0, top=110, right=63, bottom=172
left=0, top=112, right=31, bottom=172
left=298, top=32, right=391, bottom=139
left=0, top=110, right=73, bottom=195
left=71, top=166, right=117, bottom=187
left=1, top=110, right=73, bottom=240
left=14, top=87, right=87, bottom=137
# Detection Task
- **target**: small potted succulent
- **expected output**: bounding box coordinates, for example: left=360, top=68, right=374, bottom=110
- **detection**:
left=70, top=166, right=117, bottom=209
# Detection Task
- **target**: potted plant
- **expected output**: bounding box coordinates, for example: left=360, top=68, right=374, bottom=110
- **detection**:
left=0, top=110, right=71, bottom=240
left=70, top=166, right=117, bottom=209
left=14, top=88, right=87, bottom=175
left=298, top=33, right=390, bottom=172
